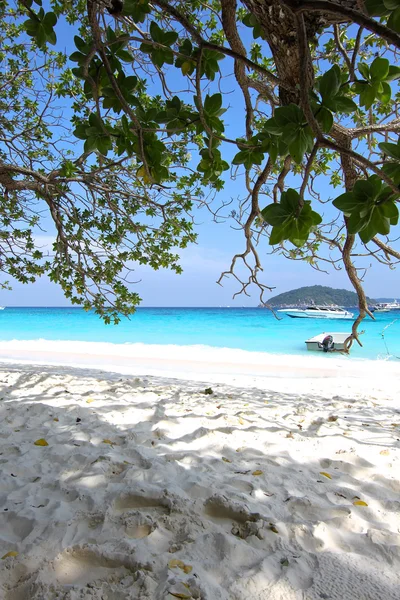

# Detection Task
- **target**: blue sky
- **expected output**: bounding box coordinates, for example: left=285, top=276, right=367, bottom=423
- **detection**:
left=1, top=4, right=399, bottom=307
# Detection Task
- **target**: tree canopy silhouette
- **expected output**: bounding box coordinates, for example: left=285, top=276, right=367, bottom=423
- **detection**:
left=1, top=0, right=400, bottom=340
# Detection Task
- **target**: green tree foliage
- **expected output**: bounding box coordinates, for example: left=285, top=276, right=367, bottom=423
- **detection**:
left=1, top=0, right=400, bottom=337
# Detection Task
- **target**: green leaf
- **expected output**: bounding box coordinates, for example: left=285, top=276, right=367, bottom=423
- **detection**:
left=275, top=104, right=304, bottom=127
left=288, top=130, right=309, bottom=164
left=74, top=35, right=89, bottom=53
left=377, top=81, right=391, bottom=104
left=332, top=96, right=358, bottom=113
left=282, top=188, right=300, bottom=212
left=181, top=60, right=194, bottom=75
left=382, top=162, right=400, bottom=184
left=204, top=93, right=222, bottom=115
left=149, top=21, right=163, bottom=43
left=387, top=65, right=400, bottom=81
left=370, top=57, right=390, bottom=81
left=122, top=0, right=150, bottom=22
left=333, top=192, right=363, bottom=214
left=383, top=0, right=399, bottom=9
left=163, top=31, right=178, bottom=46
left=70, top=51, right=86, bottom=63
left=96, top=136, right=112, bottom=156
left=353, top=176, right=382, bottom=202
left=347, top=211, right=367, bottom=234
left=379, top=142, right=400, bottom=160
left=264, top=117, right=282, bottom=136
left=84, top=136, right=98, bottom=153
left=117, top=49, right=134, bottom=62
left=122, top=76, right=138, bottom=91
left=365, top=0, right=390, bottom=16
left=46, top=29, right=56, bottom=45
left=388, top=6, right=400, bottom=33
left=358, top=62, right=370, bottom=80
left=261, top=203, right=290, bottom=226
left=371, top=206, right=391, bottom=235
left=319, top=65, right=341, bottom=101
left=73, top=124, right=88, bottom=140
left=36, top=25, right=46, bottom=48
left=269, top=224, right=288, bottom=245
left=381, top=201, right=399, bottom=224
left=316, top=107, right=333, bottom=133
left=359, top=83, right=376, bottom=109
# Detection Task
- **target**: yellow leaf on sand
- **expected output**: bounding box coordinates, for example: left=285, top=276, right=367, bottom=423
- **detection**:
left=102, top=439, right=113, bottom=445
left=222, top=457, right=231, bottom=463
left=252, top=470, right=263, bottom=476
left=86, top=398, right=95, bottom=404
left=319, top=472, right=332, bottom=479
left=2, top=551, right=18, bottom=559
left=353, top=500, right=368, bottom=506
left=34, top=438, right=48, bottom=447
left=380, top=449, right=390, bottom=456
left=169, top=559, right=185, bottom=569
left=53, top=418, right=59, bottom=422
left=238, top=418, right=245, bottom=425
left=168, top=559, right=193, bottom=574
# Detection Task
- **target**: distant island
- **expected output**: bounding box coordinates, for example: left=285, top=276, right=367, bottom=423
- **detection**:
left=262, top=285, right=376, bottom=307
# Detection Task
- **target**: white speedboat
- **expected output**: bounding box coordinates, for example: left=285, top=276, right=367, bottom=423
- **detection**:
left=278, top=305, right=353, bottom=319
left=377, top=300, right=400, bottom=311
left=372, top=303, right=390, bottom=313
left=0, top=307, right=4, bottom=310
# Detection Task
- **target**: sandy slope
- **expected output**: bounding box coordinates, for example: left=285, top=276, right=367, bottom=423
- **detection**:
left=0, top=362, right=400, bottom=600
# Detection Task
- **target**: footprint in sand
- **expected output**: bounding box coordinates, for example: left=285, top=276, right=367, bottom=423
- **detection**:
left=0, top=513, right=34, bottom=543
left=125, top=519, right=154, bottom=539
left=113, top=492, right=171, bottom=515
left=53, top=546, right=134, bottom=585
left=204, top=494, right=264, bottom=539
left=287, top=497, right=351, bottom=523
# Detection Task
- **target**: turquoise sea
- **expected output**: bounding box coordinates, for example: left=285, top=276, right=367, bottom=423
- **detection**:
left=0, top=306, right=399, bottom=360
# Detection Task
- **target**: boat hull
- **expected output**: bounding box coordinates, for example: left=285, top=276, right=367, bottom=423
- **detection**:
left=284, top=312, right=353, bottom=320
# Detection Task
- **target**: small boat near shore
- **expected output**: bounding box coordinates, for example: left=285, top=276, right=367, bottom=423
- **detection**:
left=0, top=307, right=4, bottom=310
left=278, top=305, right=353, bottom=320
left=305, top=332, right=350, bottom=352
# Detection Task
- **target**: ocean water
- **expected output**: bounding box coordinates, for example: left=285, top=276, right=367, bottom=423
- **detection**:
left=0, top=306, right=399, bottom=361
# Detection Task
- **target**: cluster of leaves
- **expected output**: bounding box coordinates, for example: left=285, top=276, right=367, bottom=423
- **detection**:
left=261, top=190, right=322, bottom=247
left=73, top=113, right=114, bottom=155
left=313, top=65, right=357, bottom=133
left=198, top=138, right=229, bottom=184
left=366, top=0, right=400, bottom=33
left=122, top=0, right=151, bottom=23
left=1, top=0, right=400, bottom=322
left=22, top=0, right=57, bottom=48
left=353, top=57, right=400, bottom=109
left=333, top=176, right=399, bottom=243
left=141, top=21, right=178, bottom=68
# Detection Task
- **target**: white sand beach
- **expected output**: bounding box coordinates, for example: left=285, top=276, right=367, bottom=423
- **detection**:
left=1, top=346, right=400, bottom=599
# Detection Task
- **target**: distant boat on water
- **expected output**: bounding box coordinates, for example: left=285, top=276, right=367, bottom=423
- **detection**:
left=0, top=307, right=5, bottom=310
left=371, top=300, right=400, bottom=312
